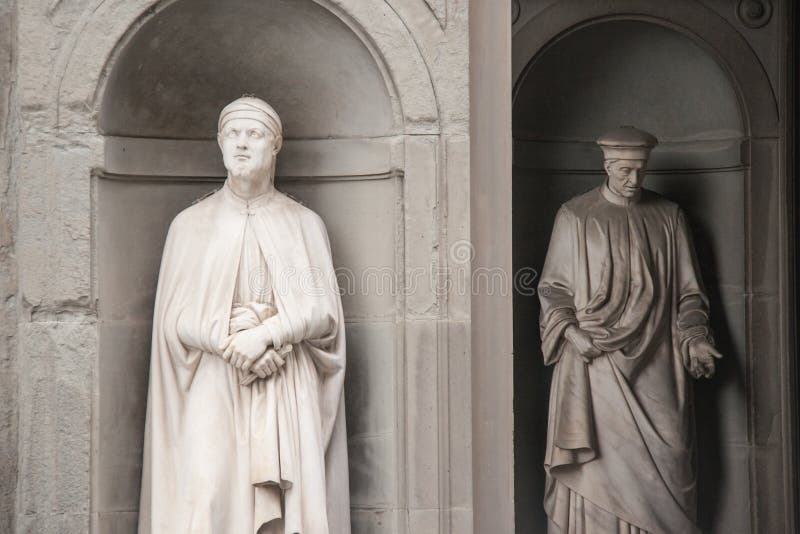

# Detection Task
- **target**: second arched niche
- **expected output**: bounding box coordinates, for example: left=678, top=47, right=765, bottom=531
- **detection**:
left=513, top=19, right=747, bottom=534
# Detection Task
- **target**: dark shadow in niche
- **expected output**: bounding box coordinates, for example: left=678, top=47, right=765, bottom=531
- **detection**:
left=653, top=180, right=747, bottom=531
left=513, top=172, right=600, bottom=533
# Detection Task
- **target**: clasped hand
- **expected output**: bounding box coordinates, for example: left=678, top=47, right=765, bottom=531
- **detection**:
left=565, top=325, right=602, bottom=363
left=222, top=325, right=285, bottom=378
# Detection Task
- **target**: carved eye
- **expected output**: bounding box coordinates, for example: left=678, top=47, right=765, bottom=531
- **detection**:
left=225, top=129, right=238, bottom=138
left=249, top=130, right=264, bottom=139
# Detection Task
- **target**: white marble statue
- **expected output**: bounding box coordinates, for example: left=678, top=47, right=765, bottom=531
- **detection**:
left=538, top=126, right=721, bottom=534
left=138, top=97, right=350, bottom=534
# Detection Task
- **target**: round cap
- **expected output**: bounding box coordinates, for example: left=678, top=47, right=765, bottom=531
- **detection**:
left=597, top=125, right=658, bottom=160
left=218, top=96, right=283, bottom=147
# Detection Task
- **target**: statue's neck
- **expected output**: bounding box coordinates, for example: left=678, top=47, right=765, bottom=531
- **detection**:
left=226, top=172, right=275, bottom=201
left=602, top=181, right=640, bottom=207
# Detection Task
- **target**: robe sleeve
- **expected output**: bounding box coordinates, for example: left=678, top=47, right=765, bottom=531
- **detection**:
left=261, top=213, right=342, bottom=373
left=674, top=208, right=715, bottom=368
left=176, top=308, right=230, bottom=356
left=538, top=206, right=580, bottom=365
left=150, top=218, right=213, bottom=391
left=161, top=208, right=240, bottom=364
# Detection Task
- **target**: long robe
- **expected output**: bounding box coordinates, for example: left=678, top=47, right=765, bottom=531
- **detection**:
left=138, top=181, right=350, bottom=534
left=538, top=185, right=714, bottom=534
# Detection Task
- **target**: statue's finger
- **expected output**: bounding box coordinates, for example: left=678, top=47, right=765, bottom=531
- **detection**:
left=274, top=354, right=285, bottom=367
left=709, top=347, right=723, bottom=359
left=255, top=365, right=267, bottom=379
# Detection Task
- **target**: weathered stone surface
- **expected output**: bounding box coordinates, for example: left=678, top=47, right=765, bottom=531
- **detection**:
left=350, top=509, right=398, bottom=534
left=0, top=1, right=17, bottom=532
left=17, top=138, right=96, bottom=309
left=404, top=136, right=440, bottom=318
left=443, top=136, right=470, bottom=321
left=16, top=321, right=95, bottom=533
left=405, top=319, right=440, bottom=509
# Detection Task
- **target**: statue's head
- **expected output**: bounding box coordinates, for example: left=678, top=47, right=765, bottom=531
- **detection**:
left=217, top=96, right=283, bottom=182
left=597, top=126, right=658, bottom=199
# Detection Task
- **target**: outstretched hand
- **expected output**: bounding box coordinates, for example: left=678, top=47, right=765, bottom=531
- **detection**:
left=688, top=338, right=722, bottom=379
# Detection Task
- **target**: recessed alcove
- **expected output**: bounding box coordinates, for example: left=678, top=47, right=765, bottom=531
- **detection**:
left=98, top=0, right=395, bottom=139
left=513, top=19, right=751, bottom=534
left=94, top=1, right=402, bottom=531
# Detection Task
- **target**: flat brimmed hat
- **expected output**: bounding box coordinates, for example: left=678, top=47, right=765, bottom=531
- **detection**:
left=597, top=126, right=658, bottom=160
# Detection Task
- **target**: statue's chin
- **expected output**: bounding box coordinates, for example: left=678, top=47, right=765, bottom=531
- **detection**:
left=228, top=167, right=268, bottom=184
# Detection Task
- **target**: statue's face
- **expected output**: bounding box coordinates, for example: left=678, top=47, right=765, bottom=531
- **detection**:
left=218, top=117, right=279, bottom=180
left=604, top=159, right=647, bottom=198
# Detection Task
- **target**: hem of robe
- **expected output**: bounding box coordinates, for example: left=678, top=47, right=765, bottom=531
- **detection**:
left=544, top=353, right=700, bottom=534
left=545, top=479, right=650, bottom=534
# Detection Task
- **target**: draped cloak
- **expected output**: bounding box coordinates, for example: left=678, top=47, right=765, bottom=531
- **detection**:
left=138, top=182, right=350, bottom=534
left=538, top=185, right=714, bottom=534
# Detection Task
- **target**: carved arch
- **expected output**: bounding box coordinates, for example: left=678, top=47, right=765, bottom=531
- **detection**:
left=55, top=0, right=439, bottom=135
left=512, top=0, right=778, bottom=137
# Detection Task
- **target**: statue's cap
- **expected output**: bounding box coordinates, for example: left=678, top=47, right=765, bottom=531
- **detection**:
left=218, top=96, right=283, bottom=140
left=597, top=126, right=658, bottom=160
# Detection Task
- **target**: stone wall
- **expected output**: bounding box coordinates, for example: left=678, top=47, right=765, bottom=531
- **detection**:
left=11, top=0, right=99, bottom=530
left=0, top=0, right=17, bottom=531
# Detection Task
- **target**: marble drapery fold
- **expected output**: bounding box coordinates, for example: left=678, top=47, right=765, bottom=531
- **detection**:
left=539, top=185, right=712, bottom=534
left=138, top=182, right=349, bottom=534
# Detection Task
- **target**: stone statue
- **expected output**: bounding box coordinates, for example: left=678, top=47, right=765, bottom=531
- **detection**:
left=138, top=97, right=350, bottom=534
left=537, top=126, right=721, bottom=534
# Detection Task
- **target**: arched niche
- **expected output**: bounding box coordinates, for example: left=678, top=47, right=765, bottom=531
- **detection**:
left=513, top=9, right=786, bottom=534
left=98, top=0, right=396, bottom=139
left=92, top=1, right=416, bottom=532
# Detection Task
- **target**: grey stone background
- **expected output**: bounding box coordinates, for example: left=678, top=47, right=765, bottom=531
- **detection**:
left=0, top=1, right=16, bottom=532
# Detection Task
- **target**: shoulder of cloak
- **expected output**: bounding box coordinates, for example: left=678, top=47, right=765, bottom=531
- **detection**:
left=561, top=186, right=603, bottom=217
left=167, top=188, right=226, bottom=241
left=271, top=191, right=329, bottom=235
